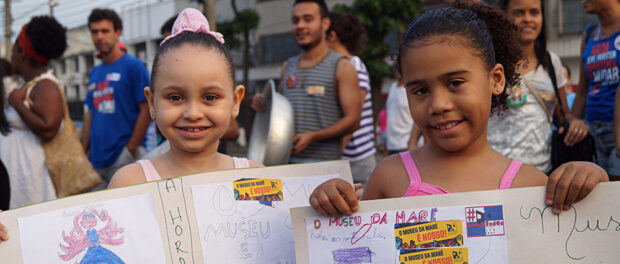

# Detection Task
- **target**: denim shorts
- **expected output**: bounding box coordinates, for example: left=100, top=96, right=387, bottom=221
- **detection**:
left=586, top=121, right=620, bottom=176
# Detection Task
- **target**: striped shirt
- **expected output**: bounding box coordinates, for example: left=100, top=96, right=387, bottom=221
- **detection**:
left=282, top=51, right=345, bottom=162
left=342, top=56, right=376, bottom=161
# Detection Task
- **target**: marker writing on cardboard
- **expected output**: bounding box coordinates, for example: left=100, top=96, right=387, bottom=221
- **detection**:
left=158, top=178, right=194, bottom=264
left=520, top=205, right=620, bottom=260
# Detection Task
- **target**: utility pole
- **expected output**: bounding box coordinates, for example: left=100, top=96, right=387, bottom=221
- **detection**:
left=4, top=0, right=11, bottom=58
left=49, top=0, right=58, bottom=17
left=207, top=0, right=216, bottom=31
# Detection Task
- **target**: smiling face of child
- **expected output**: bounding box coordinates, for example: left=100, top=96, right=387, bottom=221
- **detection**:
left=148, top=44, right=243, bottom=154
left=400, top=35, right=505, bottom=153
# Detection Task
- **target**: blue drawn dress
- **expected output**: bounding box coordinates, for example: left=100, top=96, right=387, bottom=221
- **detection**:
left=80, top=229, right=124, bottom=264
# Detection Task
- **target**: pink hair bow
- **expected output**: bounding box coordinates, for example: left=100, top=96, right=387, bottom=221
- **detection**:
left=160, top=8, right=225, bottom=46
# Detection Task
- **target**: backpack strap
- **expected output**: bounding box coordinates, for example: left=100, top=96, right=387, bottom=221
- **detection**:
left=544, top=52, right=566, bottom=128
left=522, top=77, right=552, bottom=124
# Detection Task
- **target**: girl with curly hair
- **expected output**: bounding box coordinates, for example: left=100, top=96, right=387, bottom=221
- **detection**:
left=308, top=4, right=608, bottom=218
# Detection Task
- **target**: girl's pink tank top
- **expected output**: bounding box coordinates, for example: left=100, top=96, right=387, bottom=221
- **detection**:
left=137, top=157, right=250, bottom=182
left=399, top=151, right=522, bottom=197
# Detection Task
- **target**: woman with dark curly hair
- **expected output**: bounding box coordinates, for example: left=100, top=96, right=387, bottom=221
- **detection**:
left=488, top=0, right=589, bottom=174
left=309, top=4, right=608, bottom=221
left=325, top=12, right=376, bottom=186
left=0, top=16, right=67, bottom=208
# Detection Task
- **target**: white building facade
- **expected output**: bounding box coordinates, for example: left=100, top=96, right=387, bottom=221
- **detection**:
left=54, top=0, right=353, bottom=121
left=545, top=0, right=599, bottom=85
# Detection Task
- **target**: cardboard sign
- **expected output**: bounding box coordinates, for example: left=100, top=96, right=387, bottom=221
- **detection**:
left=292, top=182, right=620, bottom=264
left=299, top=204, right=508, bottom=263
left=0, top=160, right=352, bottom=264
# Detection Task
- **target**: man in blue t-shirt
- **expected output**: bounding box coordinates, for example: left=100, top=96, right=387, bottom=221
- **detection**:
left=82, top=9, right=151, bottom=189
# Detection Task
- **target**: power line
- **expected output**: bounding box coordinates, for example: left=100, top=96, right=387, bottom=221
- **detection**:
left=1, top=0, right=163, bottom=40
left=12, top=2, right=49, bottom=21
left=5, top=0, right=138, bottom=26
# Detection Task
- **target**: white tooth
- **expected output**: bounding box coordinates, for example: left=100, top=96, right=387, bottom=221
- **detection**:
left=437, top=121, right=459, bottom=130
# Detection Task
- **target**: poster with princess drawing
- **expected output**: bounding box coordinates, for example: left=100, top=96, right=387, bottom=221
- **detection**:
left=17, top=193, right=165, bottom=263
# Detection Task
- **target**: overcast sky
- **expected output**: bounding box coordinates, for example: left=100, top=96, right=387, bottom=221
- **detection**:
left=0, top=0, right=149, bottom=41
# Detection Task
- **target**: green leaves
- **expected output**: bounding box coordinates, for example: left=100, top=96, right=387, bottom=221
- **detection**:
left=218, top=21, right=242, bottom=49
left=346, top=0, right=423, bottom=91
left=219, top=8, right=260, bottom=49
left=237, top=9, right=260, bottom=31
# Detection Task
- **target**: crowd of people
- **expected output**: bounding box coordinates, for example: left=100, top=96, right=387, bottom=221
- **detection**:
left=0, top=0, right=618, bottom=247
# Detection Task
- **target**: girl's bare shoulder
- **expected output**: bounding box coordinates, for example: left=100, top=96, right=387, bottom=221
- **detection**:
left=363, top=153, right=410, bottom=199
left=511, top=163, right=547, bottom=188
left=108, top=163, right=146, bottom=189
left=221, top=153, right=264, bottom=169
left=248, top=159, right=265, bottom=168
left=374, top=153, right=407, bottom=176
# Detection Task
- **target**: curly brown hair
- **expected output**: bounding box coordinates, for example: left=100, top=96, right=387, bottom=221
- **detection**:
left=395, top=3, right=522, bottom=113
left=327, top=12, right=367, bottom=55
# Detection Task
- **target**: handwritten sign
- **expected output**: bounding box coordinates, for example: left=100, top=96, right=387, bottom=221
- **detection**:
left=291, top=182, right=620, bottom=263
left=157, top=178, right=194, bottom=264
left=303, top=205, right=507, bottom=263
left=192, top=174, right=338, bottom=263
left=0, top=160, right=353, bottom=263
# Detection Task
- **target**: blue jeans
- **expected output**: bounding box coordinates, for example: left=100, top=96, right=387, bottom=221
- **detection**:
left=587, top=121, right=620, bottom=176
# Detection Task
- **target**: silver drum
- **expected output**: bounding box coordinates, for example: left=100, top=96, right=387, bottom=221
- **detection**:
left=247, top=80, right=294, bottom=165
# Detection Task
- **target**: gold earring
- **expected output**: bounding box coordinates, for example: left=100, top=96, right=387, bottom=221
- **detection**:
left=150, top=109, right=155, bottom=118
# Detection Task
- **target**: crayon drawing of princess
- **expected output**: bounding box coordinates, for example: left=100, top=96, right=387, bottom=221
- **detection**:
left=59, top=209, right=125, bottom=263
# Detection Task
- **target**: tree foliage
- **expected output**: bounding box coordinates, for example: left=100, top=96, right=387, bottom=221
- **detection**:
left=218, top=1, right=260, bottom=88
left=334, top=0, right=422, bottom=109
left=218, top=8, right=260, bottom=50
